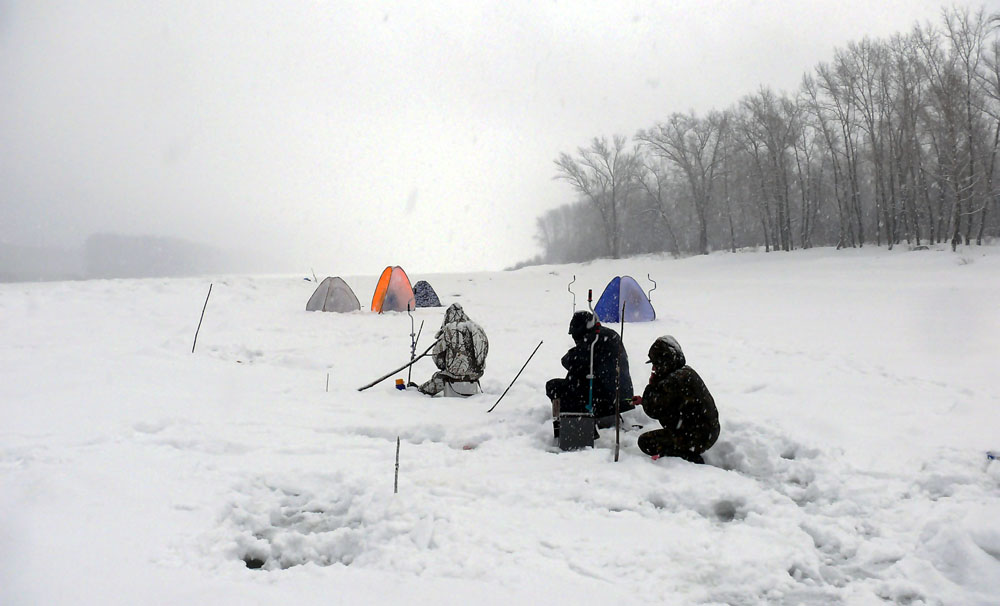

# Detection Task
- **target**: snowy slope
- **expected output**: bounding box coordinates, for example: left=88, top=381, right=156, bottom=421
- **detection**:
left=2, top=246, right=999, bottom=605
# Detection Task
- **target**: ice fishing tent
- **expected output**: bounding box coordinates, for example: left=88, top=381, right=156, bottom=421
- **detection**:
left=413, top=280, right=442, bottom=307
left=306, top=277, right=361, bottom=312
left=371, top=266, right=416, bottom=313
left=594, top=275, right=656, bottom=322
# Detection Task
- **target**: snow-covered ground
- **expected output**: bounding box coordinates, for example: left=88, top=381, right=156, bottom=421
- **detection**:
left=2, top=245, right=999, bottom=605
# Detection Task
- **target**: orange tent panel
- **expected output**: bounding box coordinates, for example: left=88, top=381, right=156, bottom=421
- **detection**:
left=371, top=266, right=416, bottom=313
left=371, top=266, right=393, bottom=312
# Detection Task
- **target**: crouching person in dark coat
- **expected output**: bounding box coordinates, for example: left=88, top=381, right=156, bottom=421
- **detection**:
left=546, top=310, right=634, bottom=437
left=637, top=336, right=719, bottom=463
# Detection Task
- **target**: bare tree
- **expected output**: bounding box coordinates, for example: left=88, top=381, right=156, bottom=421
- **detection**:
left=817, top=60, right=866, bottom=246
left=636, top=111, right=728, bottom=254
left=554, top=135, right=640, bottom=259
left=885, top=33, right=928, bottom=246
left=975, top=29, right=1000, bottom=243
left=716, top=111, right=740, bottom=253
left=739, top=89, right=800, bottom=251
left=841, top=39, right=898, bottom=246
left=524, top=5, right=1000, bottom=270
left=803, top=72, right=854, bottom=248
left=944, top=6, right=990, bottom=246
left=917, top=21, right=970, bottom=250
left=635, top=156, right=683, bottom=256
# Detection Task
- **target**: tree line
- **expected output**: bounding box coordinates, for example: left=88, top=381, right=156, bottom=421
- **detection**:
left=533, top=6, right=1000, bottom=265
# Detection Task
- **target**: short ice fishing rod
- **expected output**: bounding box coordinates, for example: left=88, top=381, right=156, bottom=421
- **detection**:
left=406, top=304, right=424, bottom=385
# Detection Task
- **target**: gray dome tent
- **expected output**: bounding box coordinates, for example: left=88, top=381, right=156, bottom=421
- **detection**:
left=413, top=280, right=442, bottom=307
left=306, top=276, right=361, bottom=312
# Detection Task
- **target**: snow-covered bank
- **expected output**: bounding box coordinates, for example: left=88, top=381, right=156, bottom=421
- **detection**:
left=2, top=246, right=999, bottom=605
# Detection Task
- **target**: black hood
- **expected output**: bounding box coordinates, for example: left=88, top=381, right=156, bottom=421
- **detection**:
left=646, top=335, right=685, bottom=372
left=568, top=310, right=597, bottom=340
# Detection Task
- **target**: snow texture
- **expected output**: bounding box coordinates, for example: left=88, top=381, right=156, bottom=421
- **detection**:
left=2, top=245, right=999, bottom=605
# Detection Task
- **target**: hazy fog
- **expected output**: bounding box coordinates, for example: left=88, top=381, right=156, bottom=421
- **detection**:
left=2, top=0, right=995, bottom=279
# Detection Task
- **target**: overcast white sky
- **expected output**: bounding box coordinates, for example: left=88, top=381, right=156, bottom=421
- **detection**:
left=2, top=0, right=998, bottom=274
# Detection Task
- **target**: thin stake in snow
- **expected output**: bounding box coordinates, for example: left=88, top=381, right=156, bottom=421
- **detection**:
left=191, top=283, right=213, bottom=354
left=487, top=340, right=543, bottom=413
left=357, top=339, right=442, bottom=391
left=394, top=436, right=400, bottom=494
left=326, top=372, right=330, bottom=392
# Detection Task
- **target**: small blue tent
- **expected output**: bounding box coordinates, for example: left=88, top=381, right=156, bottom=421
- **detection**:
left=594, top=276, right=655, bottom=323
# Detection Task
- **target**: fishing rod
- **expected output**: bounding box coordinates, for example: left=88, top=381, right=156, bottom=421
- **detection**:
left=357, top=339, right=442, bottom=392
left=487, top=341, right=543, bottom=413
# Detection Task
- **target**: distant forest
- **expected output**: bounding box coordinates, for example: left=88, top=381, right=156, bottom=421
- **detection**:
left=530, top=6, right=1000, bottom=265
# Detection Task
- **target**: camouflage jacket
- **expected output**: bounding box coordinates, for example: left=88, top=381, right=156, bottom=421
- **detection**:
left=431, top=303, right=488, bottom=380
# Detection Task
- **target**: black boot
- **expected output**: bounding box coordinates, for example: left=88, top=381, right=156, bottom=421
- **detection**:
left=682, top=452, right=706, bottom=465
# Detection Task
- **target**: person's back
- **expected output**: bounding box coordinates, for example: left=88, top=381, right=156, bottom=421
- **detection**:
left=547, top=311, right=634, bottom=431
left=436, top=317, right=488, bottom=380
left=417, top=303, right=488, bottom=395
left=559, top=324, right=633, bottom=418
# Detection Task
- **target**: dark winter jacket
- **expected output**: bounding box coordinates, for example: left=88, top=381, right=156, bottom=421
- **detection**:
left=558, top=323, right=634, bottom=418
left=641, top=336, right=719, bottom=449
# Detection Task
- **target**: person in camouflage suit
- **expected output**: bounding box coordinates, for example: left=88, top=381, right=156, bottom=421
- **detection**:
left=636, top=336, right=719, bottom=463
left=417, top=303, right=489, bottom=396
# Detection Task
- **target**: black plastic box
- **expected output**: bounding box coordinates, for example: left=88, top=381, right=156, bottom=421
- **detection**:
left=558, top=413, right=595, bottom=451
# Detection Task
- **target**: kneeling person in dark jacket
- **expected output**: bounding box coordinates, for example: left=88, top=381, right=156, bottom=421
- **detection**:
left=546, top=311, right=634, bottom=436
left=637, top=336, right=719, bottom=463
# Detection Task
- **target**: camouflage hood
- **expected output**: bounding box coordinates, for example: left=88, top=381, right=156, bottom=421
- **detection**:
left=440, top=303, right=471, bottom=328
left=646, top=335, right=686, bottom=373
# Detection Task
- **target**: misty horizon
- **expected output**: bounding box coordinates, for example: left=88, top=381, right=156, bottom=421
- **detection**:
left=0, top=233, right=276, bottom=282
left=3, top=0, right=998, bottom=280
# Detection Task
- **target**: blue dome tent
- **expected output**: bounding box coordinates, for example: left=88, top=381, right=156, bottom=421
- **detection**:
left=594, top=276, right=655, bottom=323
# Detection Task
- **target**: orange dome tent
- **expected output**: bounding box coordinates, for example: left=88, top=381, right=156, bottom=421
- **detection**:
left=371, top=266, right=416, bottom=313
